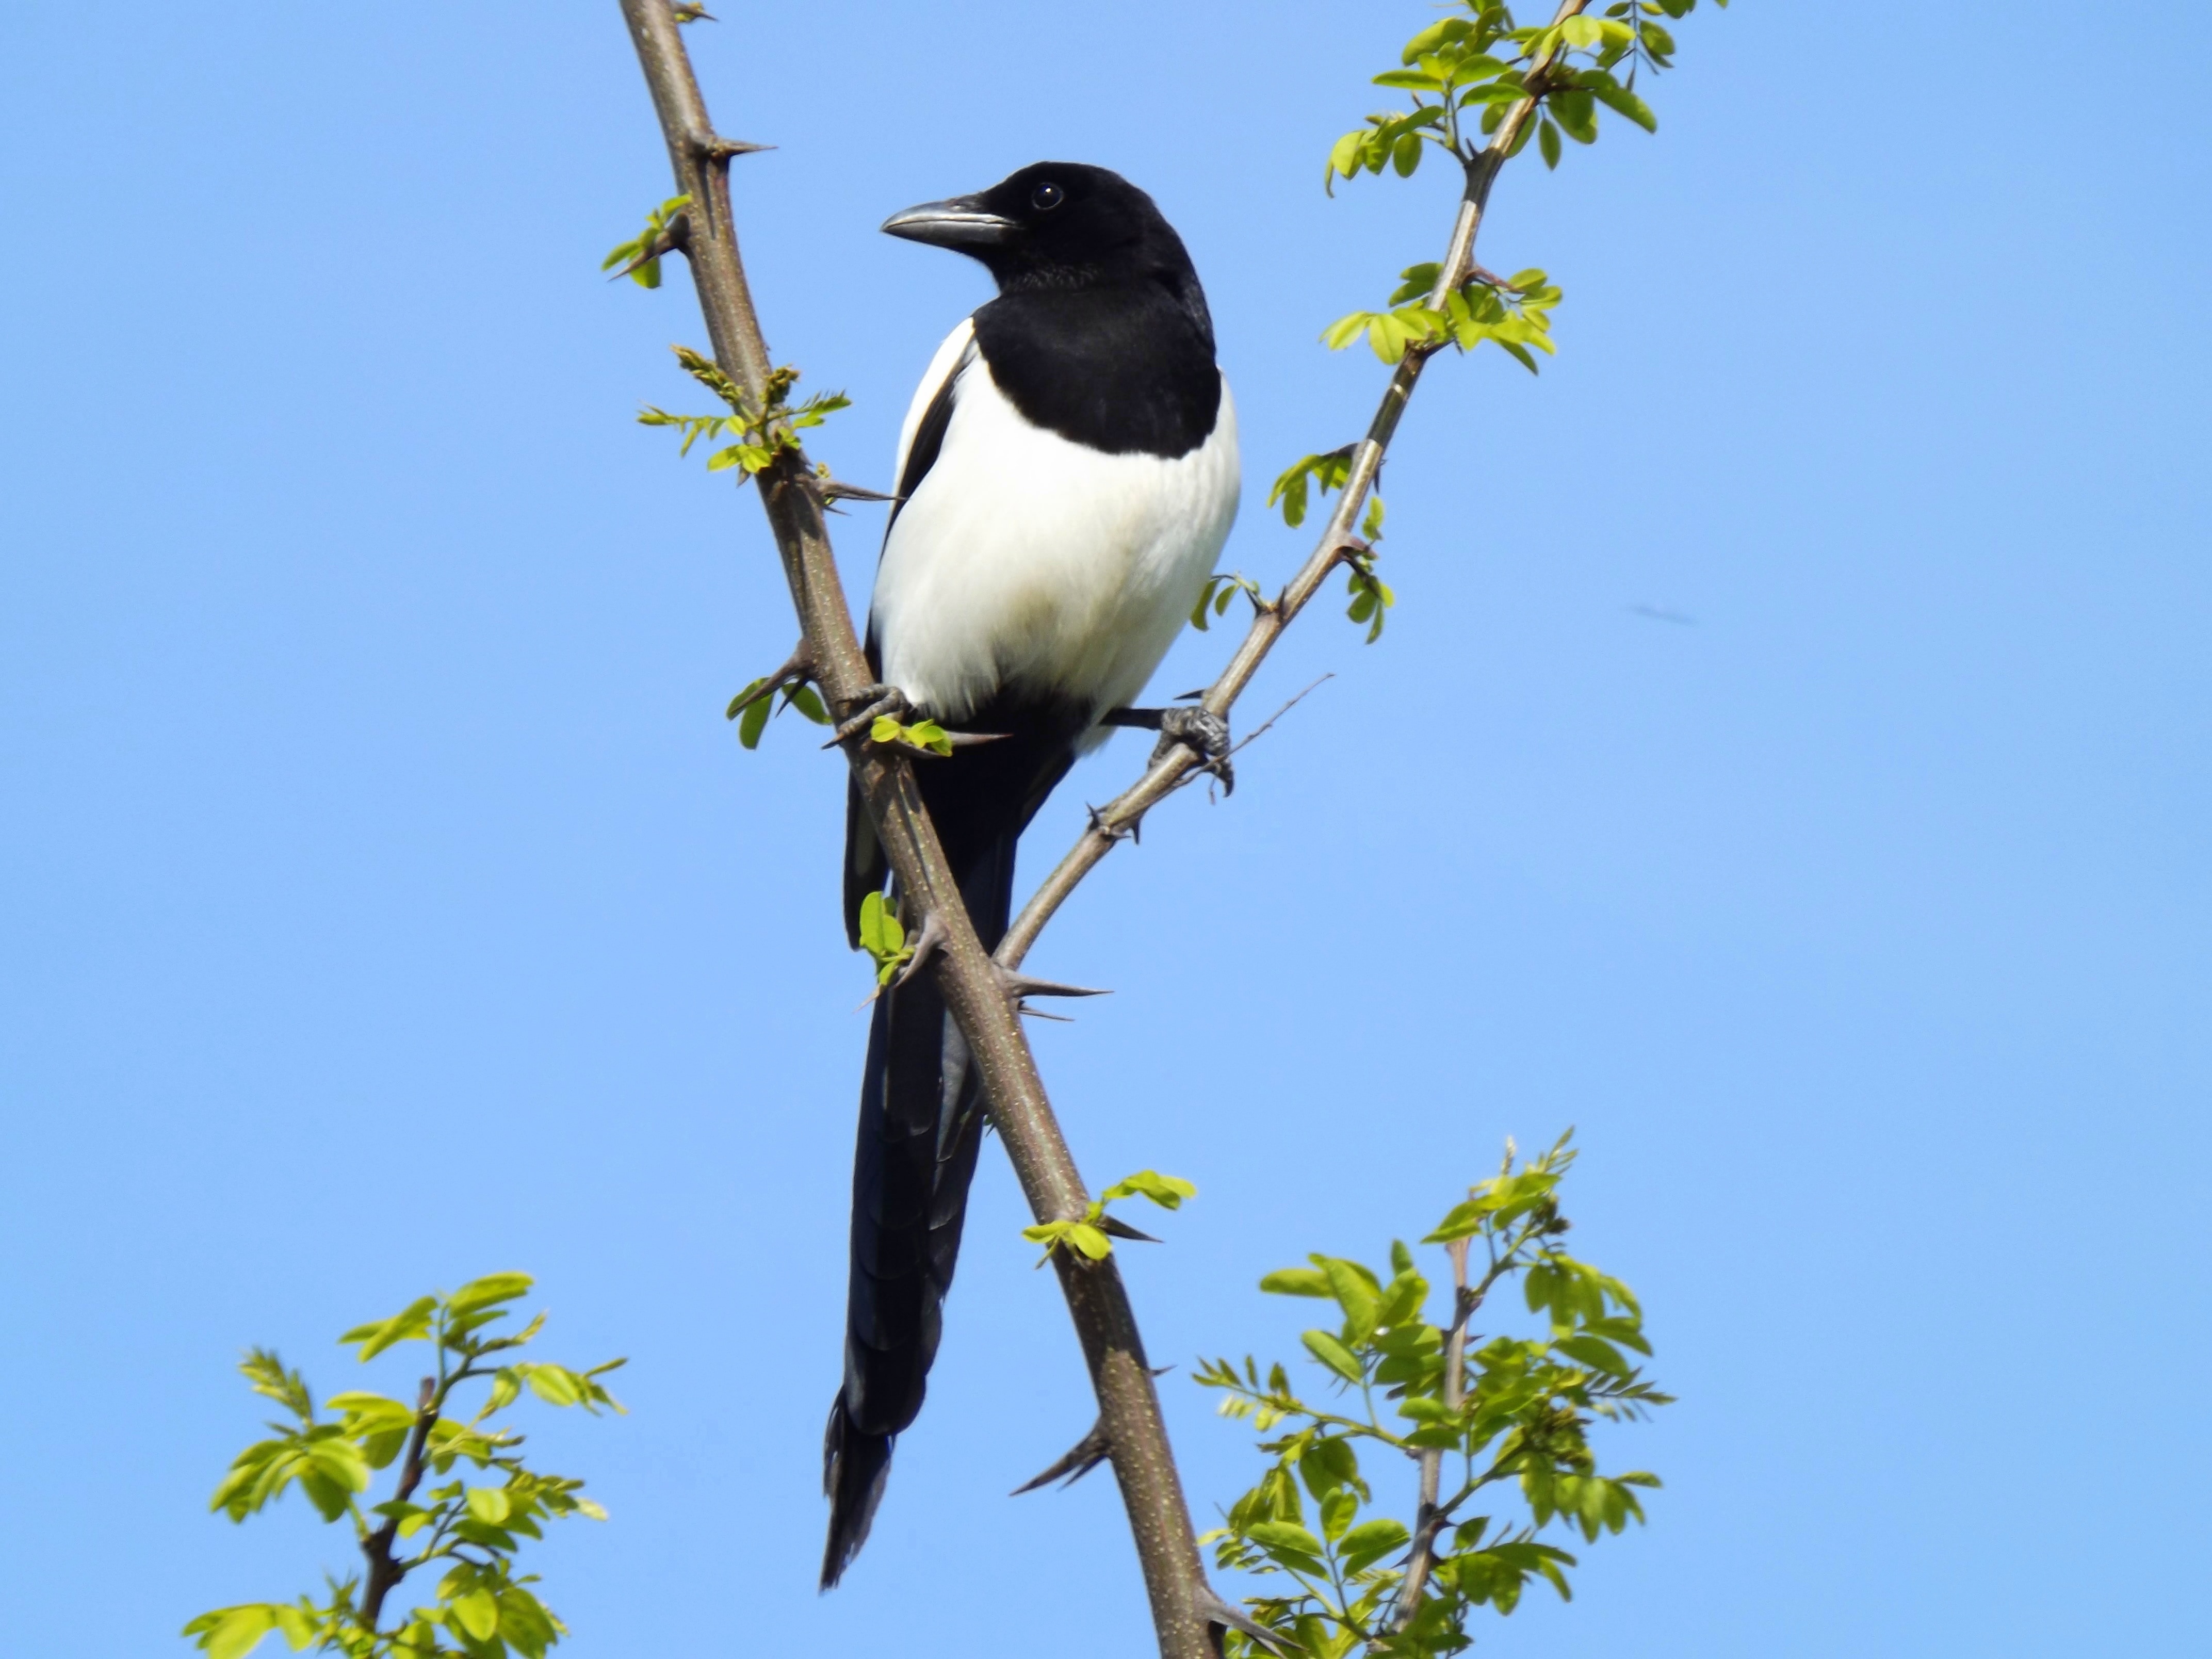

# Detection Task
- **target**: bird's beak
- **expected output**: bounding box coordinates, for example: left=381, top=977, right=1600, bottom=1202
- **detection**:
left=881, top=196, right=1016, bottom=249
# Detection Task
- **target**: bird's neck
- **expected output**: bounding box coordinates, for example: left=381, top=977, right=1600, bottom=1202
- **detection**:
left=971, top=281, right=1222, bottom=460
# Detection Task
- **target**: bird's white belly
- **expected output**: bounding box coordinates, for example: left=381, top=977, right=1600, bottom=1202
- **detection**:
left=870, top=359, right=1240, bottom=733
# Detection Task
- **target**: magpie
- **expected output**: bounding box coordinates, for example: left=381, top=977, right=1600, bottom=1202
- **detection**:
left=820, top=161, right=1240, bottom=1587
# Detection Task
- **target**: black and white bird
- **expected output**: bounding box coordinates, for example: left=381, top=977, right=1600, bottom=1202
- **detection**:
left=821, top=161, right=1240, bottom=1587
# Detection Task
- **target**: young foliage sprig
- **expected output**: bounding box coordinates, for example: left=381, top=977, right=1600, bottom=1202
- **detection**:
left=870, top=714, right=953, bottom=757
left=638, top=348, right=850, bottom=485
left=599, top=194, right=691, bottom=289
left=725, top=673, right=830, bottom=749
left=1199, top=1136, right=1668, bottom=1657
left=185, top=1274, right=622, bottom=1659
left=1191, top=571, right=1268, bottom=633
left=856, top=890, right=915, bottom=987
left=1263, top=0, right=1722, bottom=663
left=1024, top=1170, right=1197, bottom=1265
left=1315, top=0, right=1716, bottom=374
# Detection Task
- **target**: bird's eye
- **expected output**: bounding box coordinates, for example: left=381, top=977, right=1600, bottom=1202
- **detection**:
left=1030, top=182, right=1064, bottom=211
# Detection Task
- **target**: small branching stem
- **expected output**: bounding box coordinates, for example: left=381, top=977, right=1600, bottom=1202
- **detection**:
left=358, top=1376, right=437, bottom=1632
left=996, top=0, right=1591, bottom=971
left=1388, top=1237, right=1474, bottom=1635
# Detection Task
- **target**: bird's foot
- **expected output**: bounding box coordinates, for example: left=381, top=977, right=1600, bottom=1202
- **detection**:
left=1152, top=705, right=1232, bottom=792
left=890, top=906, right=949, bottom=990
left=1100, top=703, right=1234, bottom=793
left=828, top=684, right=914, bottom=747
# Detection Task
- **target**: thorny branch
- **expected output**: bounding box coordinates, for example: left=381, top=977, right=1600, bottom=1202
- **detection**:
left=617, top=4, right=1212, bottom=1654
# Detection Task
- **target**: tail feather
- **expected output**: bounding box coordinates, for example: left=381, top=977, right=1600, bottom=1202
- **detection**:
left=821, top=832, right=1015, bottom=1584
left=821, top=1400, right=892, bottom=1589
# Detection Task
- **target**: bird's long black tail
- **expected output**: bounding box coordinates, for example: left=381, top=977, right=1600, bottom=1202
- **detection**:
left=821, top=831, right=1017, bottom=1589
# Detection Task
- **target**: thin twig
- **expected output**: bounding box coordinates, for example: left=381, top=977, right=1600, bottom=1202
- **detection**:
left=1387, top=1237, right=1473, bottom=1635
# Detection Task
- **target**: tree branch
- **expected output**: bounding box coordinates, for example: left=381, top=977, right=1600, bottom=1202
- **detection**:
left=359, top=1376, right=437, bottom=1632
left=995, top=0, right=1590, bottom=973
left=615, top=5, right=1212, bottom=1653
left=1387, top=1237, right=1473, bottom=1636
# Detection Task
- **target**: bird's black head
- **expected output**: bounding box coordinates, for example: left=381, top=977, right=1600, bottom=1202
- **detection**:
left=882, top=162, right=1197, bottom=296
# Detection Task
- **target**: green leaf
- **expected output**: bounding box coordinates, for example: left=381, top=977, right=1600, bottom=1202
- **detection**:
left=1319, top=1485, right=1358, bottom=1541
left=1591, top=81, right=1657, bottom=132
left=738, top=691, right=772, bottom=749
left=527, top=1366, right=584, bottom=1407
left=785, top=684, right=831, bottom=725
left=326, top=1392, right=414, bottom=1435
left=1538, top=117, right=1562, bottom=169
left=1259, top=1267, right=1332, bottom=1298
left=465, top=1485, right=512, bottom=1525
left=195, top=1606, right=277, bottom=1659
left=857, top=890, right=904, bottom=961
left=1320, top=1257, right=1382, bottom=1338
left=449, top=1283, right=531, bottom=1318
left=1101, top=1169, right=1197, bottom=1210
left=450, top=1588, right=499, bottom=1642
left=1245, top=1520, right=1327, bottom=1560
left=1302, top=1329, right=1364, bottom=1385
left=1339, top=1517, right=1411, bottom=1575
left=340, top=1296, right=435, bottom=1361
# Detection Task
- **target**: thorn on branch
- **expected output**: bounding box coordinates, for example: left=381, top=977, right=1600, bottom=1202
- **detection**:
left=1095, top=1213, right=1160, bottom=1244
left=1086, top=802, right=1141, bottom=845
left=1011, top=1421, right=1111, bottom=1494
left=606, top=211, right=692, bottom=283
left=686, top=128, right=773, bottom=163
left=1196, top=1584, right=1294, bottom=1657
left=815, top=479, right=902, bottom=505
left=722, top=639, right=812, bottom=721
left=993, top=966, right=1111, bottom=1003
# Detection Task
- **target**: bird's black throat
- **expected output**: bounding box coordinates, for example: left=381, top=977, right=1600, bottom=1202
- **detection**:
left=972, top=279, right=1222, bottom=460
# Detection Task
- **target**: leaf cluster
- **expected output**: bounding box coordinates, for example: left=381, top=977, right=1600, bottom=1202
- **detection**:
left=638, top=348, right=849, bottom=484
left=1318, top=0, right=1717, bottom=366
left=1328, top=264, right=1560, bottom=371
left=1261, top=0, right=1722, bottom=659
left=186, top=1275, right=622, bottom=1659
left=1023, top=1169, right=1197, bottom=1265
left=1197, top=1136, right=1669, bottom=1657
left=1326, top=1, right=1714, bottom=190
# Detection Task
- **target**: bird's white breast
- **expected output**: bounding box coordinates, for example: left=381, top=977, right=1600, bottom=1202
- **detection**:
left=870, top=319, right=1240, bottom=738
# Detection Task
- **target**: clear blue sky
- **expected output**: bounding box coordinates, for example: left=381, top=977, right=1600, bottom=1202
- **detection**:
left=4, top=3, right=2206, bottom=1654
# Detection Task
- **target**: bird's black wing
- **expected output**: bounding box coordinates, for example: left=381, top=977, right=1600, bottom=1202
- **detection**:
left=885, top=346, right=961, bottom=533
